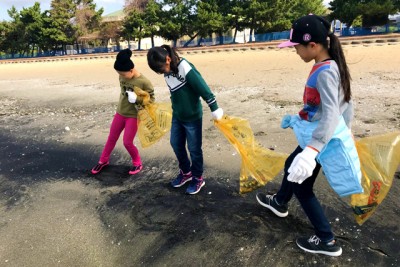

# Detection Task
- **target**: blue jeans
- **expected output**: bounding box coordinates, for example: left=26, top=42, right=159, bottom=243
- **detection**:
left=170, top=117, right=203, bottom=177
left=275, top=146, right=334, bottom=242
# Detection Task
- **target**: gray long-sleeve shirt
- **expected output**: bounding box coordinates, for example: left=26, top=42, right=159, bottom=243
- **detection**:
left=299, top=60, right=353, bottom=151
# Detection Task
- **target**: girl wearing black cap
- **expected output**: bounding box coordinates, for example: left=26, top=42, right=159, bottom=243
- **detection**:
left=146, top=44, right=223, bottom=195
left=91, top=48, right=155, bottom=175
left=256, top=14, right=359, bottom=257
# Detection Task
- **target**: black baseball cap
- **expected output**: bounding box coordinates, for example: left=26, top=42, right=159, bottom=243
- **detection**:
left=278, top=14, right=331, bottom=48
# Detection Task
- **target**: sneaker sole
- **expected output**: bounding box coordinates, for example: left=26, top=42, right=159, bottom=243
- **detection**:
left=91, top=162, right=109, bottom=175
left=171, top=177, right=192, bottom=188
left=186, top=181, right=205, bottom=194
left=256, top=193, right=288, bottom=218
left=129, top=165, right=143, bottom=175
left=296, top=239, right=343, bottom=257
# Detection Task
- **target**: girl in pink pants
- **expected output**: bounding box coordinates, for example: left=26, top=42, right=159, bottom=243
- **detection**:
left=91, top=49, right=155, bottom=175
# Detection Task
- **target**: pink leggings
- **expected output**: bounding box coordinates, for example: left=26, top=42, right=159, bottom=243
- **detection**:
left=99, top=113, right=141, bottom=166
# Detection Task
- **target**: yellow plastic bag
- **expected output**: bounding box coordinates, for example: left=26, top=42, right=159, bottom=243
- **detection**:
left=351, top=132, right=400, bottom=225
left=214, top=115, right=288, bottom=193
left=134, top=87, right=172, bottom=148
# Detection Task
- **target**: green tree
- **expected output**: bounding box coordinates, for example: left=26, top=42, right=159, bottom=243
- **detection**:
left=75, top=0, right=103, bottom=36
left=125, top=0, right=149, bottom=11
left=214, top=0, right=234, bottom=45
left=196, top=0, right=225, bottom=45
left=358, top=0, right=397, bottom=27
left=142, top=0, right=162, bottom=47
left=0, top=22, right=6, bottom=53
left=395, top=0, right=400, bottom=9
left=329, top=0, right=399, bottom=27
left=99, top=21, right=123, bottom=49
left=75, top=0, right=104, bottom=51
left=329, top=0, right=363, bottom=26
left=229, top=0, right=247, bottom=43
left=1, top=7, right=27, bottom=57
left=123, top=8, right=146, bottom=49
left=45, top=0, right=77, bottom=54
left=241, top=0, right=268, bottom=41
left=293, top=0, right=326, bottom=17
left=158, top=0, right=197, bottom=47
left=256, top=0, right=296, bottom=33
left=0, top=20, right=14, bottom=57
left=20, top=3, right=44, bottom=56
left=241, top=0, right=298, bottom=40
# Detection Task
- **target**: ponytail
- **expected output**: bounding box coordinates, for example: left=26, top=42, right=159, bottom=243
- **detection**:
left=147, top=45, right=181, bottom=74
left=161, top=45, right=180, bottom=74
left=325, top=33, right=352, bottom=102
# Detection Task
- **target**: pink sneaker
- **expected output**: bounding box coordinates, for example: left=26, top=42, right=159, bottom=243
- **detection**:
left=91, top=162, right=109, bottom=174
left=129, top=164, right=143, bottom=175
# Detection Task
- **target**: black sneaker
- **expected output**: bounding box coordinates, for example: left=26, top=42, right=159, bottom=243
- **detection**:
left=256, top=193, right=288, bottom=217
left=296, top=235, right=342, bottom=257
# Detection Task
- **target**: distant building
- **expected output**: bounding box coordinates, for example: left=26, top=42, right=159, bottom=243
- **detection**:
left=101, top=10, right=167, bottom=50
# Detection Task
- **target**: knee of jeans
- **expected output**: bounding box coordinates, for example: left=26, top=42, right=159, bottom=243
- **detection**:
left=187, top=140, right=201, bottom=152
left=188, top=148, right=202, bottom=159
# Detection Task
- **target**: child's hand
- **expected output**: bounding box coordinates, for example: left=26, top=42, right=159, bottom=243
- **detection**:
left=126, top=91, right=137, bottom=103
left=287, top=146, right=318, bottom=184
left=212, top=108, right=224, bottom=120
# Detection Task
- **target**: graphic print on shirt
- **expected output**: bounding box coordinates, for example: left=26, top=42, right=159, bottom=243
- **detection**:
left=299, top=61, right=331, bottom=121
left=164, top=60, right=192, bottom=93
left=121, top=84, right=133, bottom=96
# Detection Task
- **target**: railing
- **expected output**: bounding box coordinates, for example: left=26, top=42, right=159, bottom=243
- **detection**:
left=1, top=24, right=399, bottom=60
left=254, top=31, right=290, bottom=42
left=177, top=31, right=290, bottom=47
left=340, top=25, right=399, bottom=36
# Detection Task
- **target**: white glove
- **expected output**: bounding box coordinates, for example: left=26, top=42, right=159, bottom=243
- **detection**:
left=287, top=146, right=319, bottom=184
left=126, top=91, right=137, bottom=103
left=211, top=108, right=224, bottom=120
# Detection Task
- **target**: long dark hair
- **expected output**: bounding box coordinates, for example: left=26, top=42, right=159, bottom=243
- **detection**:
left=147, top=44, right=180, bottom=74
left=322, top=33, right=352, bottom=102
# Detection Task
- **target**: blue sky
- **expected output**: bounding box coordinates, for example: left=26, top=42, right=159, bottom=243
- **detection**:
left=0, top=0, right=125, bottom=21
left=0, top=0, right=332, bottom=21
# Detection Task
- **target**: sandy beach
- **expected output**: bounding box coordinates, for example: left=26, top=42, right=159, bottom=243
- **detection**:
left=0, top=40, right=399, bottom=266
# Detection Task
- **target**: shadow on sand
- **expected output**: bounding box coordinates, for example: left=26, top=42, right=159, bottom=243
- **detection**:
left=0, top=130, right=399, bottom=266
